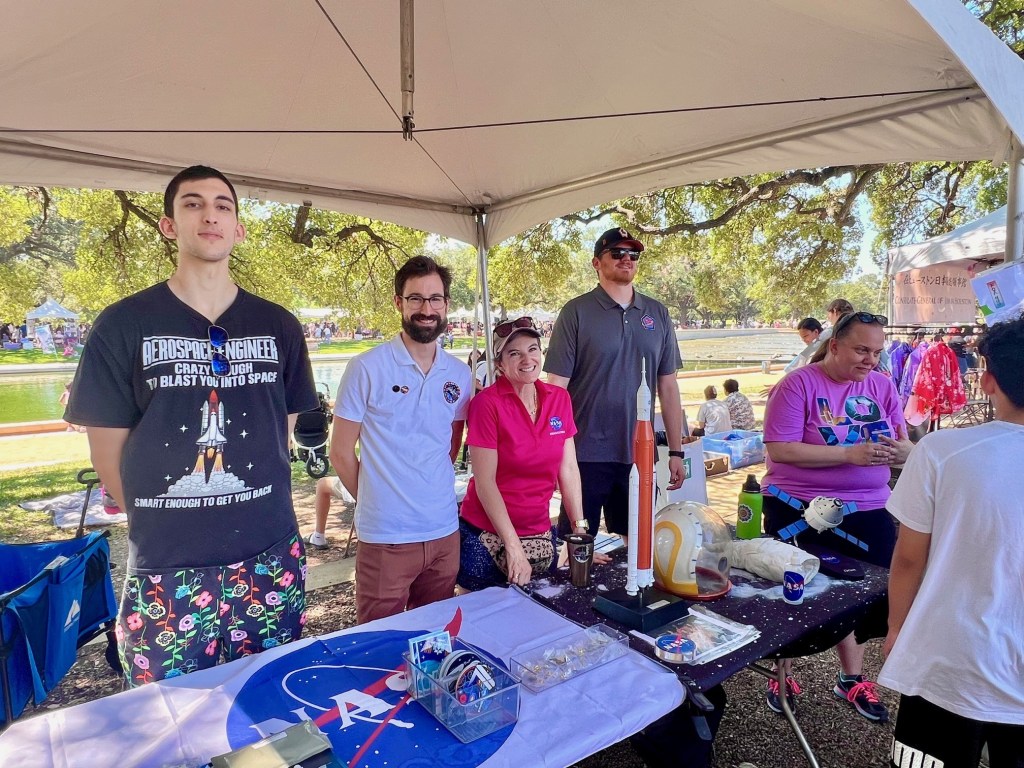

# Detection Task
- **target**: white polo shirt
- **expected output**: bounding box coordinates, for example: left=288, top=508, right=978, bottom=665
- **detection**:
left=335, top=334, right=472, bottom=544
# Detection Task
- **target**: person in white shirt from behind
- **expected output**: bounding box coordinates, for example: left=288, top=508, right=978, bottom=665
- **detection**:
left=692, top=385, right=731, bottom=437
left=879, top=314, right=1024, bottom=768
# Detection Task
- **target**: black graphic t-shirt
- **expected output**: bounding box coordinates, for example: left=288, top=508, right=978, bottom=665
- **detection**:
left=66, top=283, right=317, bottom=570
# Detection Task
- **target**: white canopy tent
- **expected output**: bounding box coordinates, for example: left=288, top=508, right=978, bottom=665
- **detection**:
left=2, top=0, right=1024, bottom=347
left=888, top=206, right=1007, bottom=275
left=25, top=298, right=79, bottom=322
left=886, top=208, right=1007, bottom=325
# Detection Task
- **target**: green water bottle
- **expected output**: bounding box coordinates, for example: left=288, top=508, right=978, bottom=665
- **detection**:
left=736, top=474, right=763, bottom=539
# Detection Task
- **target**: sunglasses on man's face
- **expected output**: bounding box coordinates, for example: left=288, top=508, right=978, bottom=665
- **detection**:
left=604, top=248, right=641, bottom=261
left=833, top=312, right=888, bottom=335
left=494, top=316, right=535, bottom=338
left=208, top=325, right=230, bottom=376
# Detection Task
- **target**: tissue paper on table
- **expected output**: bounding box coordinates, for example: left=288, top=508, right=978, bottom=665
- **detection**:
left=728, top=539, right=819, bottom=584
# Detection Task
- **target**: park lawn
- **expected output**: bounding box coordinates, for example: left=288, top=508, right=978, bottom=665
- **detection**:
left=0, top=349, right=78, bottom=365
left=0, top=433, right=92, bottom=468
left=314, top=336, right=480, bottom=355
left=0, top=461, right=87, bottom=543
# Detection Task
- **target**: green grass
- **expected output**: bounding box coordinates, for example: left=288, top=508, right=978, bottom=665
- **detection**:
left=0, top=461, right=87, bottom=543
left=0, top=433, right=92, bottom=468
left=312, top=336, right=478, bottom=355
left=0, top=348, right=78, bottom=365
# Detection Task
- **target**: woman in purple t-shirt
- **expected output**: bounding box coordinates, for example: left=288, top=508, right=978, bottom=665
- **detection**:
left=761, top=312, right=914, bottom=722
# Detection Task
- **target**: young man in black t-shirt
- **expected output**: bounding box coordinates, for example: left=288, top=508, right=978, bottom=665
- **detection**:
left=66, top=166, right=317, bottom=686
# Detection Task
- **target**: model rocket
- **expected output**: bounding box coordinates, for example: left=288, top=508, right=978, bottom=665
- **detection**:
left=626, top=359, right=656, bottom=596
left=193, top=390, right=227, bottom=478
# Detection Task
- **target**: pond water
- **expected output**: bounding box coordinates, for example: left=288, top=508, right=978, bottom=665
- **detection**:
left=0, top=331, right=805, bottom=424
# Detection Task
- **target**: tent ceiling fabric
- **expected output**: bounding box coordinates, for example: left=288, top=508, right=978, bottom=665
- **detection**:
left=887, top=206, right=1007, bottom=274
left=2, top=0, right=1023, bottom=247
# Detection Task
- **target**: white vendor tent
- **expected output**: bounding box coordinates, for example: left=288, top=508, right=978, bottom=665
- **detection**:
left=25, top=298, right=79, bottom=322
left=2, top=0, right=1024, bottom=343
left=887, top=206, right=1007, bottom=275
left=886, top=207, right=1007, bottom=325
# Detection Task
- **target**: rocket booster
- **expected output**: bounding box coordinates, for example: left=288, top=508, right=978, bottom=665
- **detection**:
left=626, top=465, right=639, bottom=596
left=627, top=359, right=657, bottom=594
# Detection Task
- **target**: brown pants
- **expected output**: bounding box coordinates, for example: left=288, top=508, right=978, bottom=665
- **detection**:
left=355, top=530, right=460, bottom=624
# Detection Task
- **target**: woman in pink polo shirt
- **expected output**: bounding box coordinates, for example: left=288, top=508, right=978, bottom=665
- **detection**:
left=458, top=317, right=590, bottom=590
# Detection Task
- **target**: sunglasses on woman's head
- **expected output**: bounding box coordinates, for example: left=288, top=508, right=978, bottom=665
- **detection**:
left=834, top=312, right=888, bottom=335
left=208, top=325, right=230, bottom=376
left=494, top=316, right=536, bottom=338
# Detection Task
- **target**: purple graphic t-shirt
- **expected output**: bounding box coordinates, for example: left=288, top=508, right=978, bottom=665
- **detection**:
left=762, top=364, right=905, bottom=509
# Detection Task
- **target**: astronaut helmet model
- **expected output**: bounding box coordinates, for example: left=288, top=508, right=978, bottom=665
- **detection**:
left=653, top=501, right=731, bottom=600
left=804, top=496, right=845, bottom=532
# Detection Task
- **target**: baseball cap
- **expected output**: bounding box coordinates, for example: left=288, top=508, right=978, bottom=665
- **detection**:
left=594, top=227, right=645, bottom=258
left=492, top=316, right=541, bottom=358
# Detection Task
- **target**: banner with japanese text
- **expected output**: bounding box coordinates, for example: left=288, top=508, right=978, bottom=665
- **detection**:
left=892, top=259, right=978, bottom=324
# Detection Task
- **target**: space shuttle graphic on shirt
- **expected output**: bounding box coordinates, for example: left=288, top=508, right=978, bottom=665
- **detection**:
left=161, top=390, right=252, bottom=498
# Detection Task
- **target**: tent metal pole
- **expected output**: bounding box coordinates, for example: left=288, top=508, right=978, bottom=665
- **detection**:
left=1005, top=138, right=1024, bottom=263
left=476, top=213, right=495, bottom=378
left=399, top=0, right=415, bottom=140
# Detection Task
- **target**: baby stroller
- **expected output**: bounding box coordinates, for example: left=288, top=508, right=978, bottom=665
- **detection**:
left=292, top=382, right=332, bottom=479
left=1, top=470, right=119, bottom=727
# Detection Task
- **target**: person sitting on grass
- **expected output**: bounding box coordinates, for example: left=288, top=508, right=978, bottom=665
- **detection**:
left=722, top=378, right=755, bottom=431
left=692, top=385, right=731, bottom=437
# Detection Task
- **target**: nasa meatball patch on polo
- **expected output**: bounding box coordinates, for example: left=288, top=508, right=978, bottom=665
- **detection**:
left=225, top=627, right=510, bottom=767
left=443, top=381, right=462, bottom=404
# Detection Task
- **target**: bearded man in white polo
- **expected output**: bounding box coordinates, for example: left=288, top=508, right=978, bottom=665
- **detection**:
left=330, top=256, right=471, bottom=623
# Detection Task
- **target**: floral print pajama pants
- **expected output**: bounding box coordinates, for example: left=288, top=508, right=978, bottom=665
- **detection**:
left=116, top=532, right=307, bottom=687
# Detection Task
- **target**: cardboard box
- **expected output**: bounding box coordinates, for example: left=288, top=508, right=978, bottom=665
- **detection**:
left=703, top=451, right=730, bottom=477
left=702, top=430, right=764, bottom=469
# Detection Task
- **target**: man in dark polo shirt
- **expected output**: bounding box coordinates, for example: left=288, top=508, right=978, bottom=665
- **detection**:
left=544, top=227, right=685, bottom=544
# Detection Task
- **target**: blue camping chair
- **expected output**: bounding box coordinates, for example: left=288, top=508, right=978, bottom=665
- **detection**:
left=0, top=471, right=120, bottom=727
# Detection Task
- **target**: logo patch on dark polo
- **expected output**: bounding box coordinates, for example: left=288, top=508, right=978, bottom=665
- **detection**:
left=641, top=314, right=655, bottom=330
left=443, top=381, right=462, bottom=403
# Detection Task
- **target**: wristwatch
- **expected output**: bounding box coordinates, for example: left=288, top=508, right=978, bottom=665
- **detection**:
left=668, top=450, right=686, bottom=459
left=573, top=519, right=588, bottom=530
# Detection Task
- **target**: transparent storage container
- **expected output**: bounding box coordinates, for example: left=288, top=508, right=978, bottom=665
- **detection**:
left=510, top=624, right=629, bottom=693
left=403, top=639, right=519, bottom=743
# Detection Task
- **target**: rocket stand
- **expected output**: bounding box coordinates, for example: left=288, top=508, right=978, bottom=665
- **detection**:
left=593, top=583, right=691, bottom=633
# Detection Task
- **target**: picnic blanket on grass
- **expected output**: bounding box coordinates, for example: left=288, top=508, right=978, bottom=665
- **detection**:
left=21, top=490, right=127, bottom=529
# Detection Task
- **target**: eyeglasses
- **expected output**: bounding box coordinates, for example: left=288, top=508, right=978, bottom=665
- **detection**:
left=208, top=325, right=230, bottom=376
left=604, top=248, right=641, bottom=261
left=494, top=316, right=535, bottom=338
left=833, top=312, right=888, bottom=335
left=401, top=294, right=448, bottom=310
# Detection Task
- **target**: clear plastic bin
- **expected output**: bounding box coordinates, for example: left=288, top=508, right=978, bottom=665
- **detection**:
left=403, top=639, right=519, bottom=743
left=510, top=624, right=629, bottom=693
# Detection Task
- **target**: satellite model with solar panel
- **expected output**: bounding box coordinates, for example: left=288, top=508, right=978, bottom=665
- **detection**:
left=766, top=484, right=869, bottom=552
